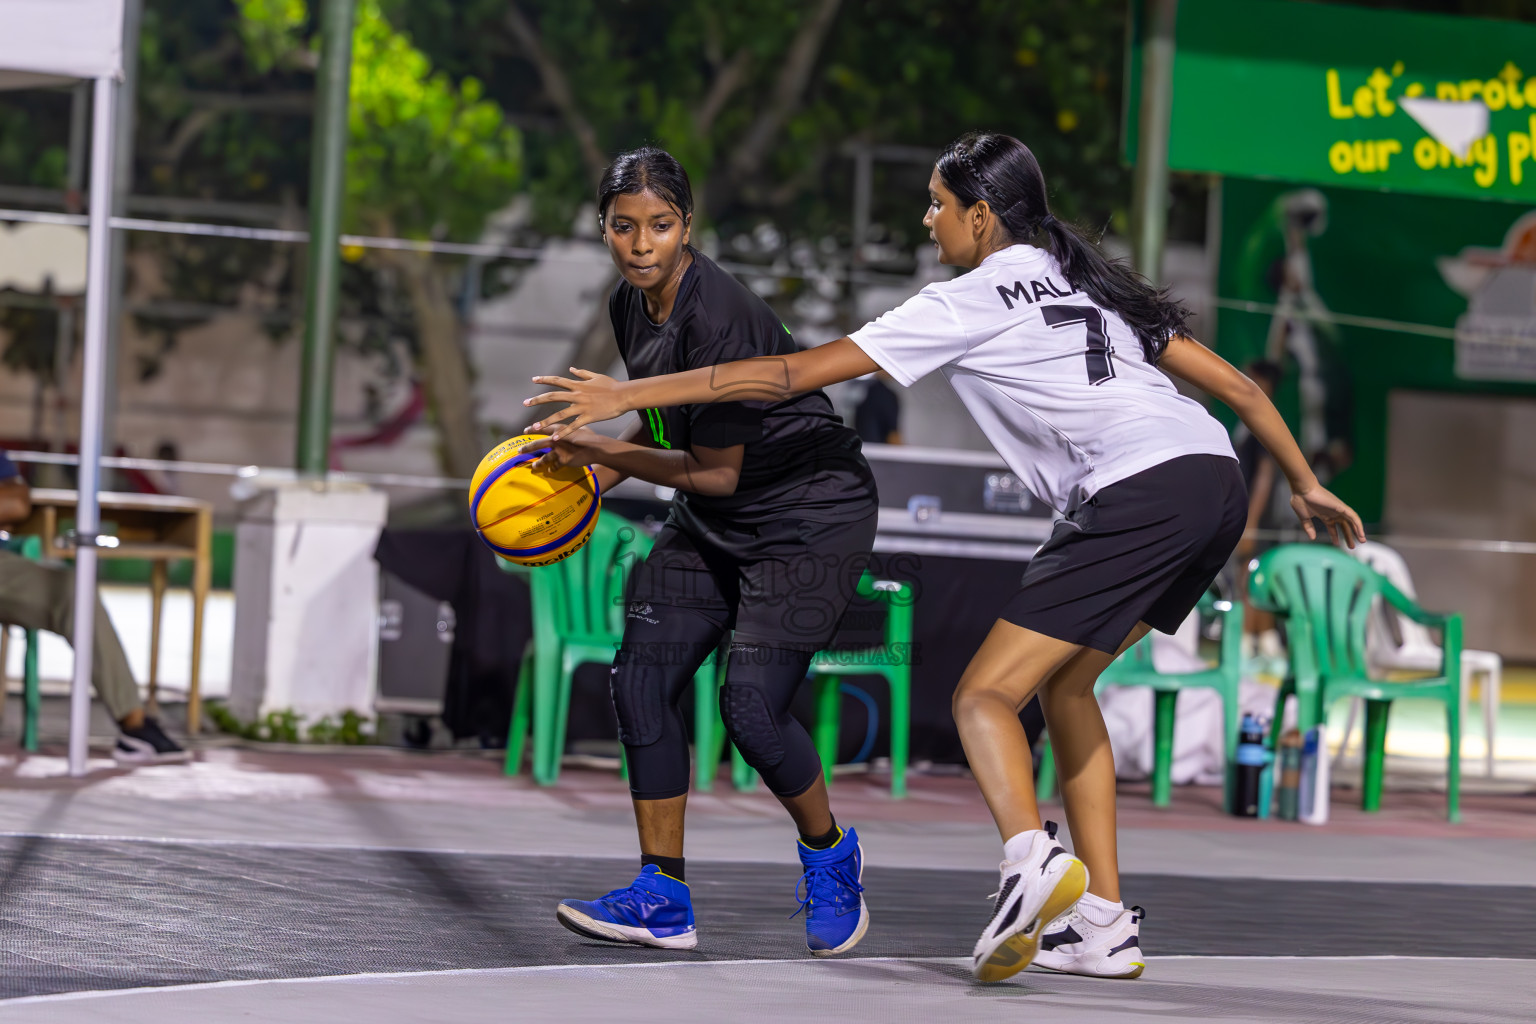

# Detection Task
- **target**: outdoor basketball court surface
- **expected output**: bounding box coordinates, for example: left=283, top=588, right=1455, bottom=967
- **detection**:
left=0, top=744, right=1531, bottom=1022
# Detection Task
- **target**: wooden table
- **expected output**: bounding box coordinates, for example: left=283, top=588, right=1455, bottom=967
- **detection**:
left=15, top=489, right=213, bottom=733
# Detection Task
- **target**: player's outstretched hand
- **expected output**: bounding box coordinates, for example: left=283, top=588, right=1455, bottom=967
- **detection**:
left=523, top=368, right=627, bottom=441
left=1290, top=484, right=1366, bottom=549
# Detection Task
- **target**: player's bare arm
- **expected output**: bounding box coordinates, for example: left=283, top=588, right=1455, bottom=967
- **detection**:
left=534, top=426, right=743, bottom=497
left=574, top=418, right=650, bottom=494
left=523, top=338, right=879, bottom=439
left=1160, top=333, right=1365, bottom=547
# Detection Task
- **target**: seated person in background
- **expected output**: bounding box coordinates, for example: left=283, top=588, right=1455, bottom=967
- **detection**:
left=0, top=450, right=188, bottom=763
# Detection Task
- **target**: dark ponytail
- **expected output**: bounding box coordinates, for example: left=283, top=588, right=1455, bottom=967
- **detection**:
left=935, top=131, right=1189, bottom=362
left=596, top=147, right=694, bottom=229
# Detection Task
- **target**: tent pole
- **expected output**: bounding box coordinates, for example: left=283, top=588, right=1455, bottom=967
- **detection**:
left=68, top=75, right=120, bottom=777
left=99, top=0, right=142, bottom=464
left=1129, top=0, right=1178, bottom=285
left=296, top=0, right=358, bottom=478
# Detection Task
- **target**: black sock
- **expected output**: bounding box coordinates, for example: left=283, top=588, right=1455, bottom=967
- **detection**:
left=799, top=818, right=841, bottom=851
left=641, top=853, right=685, bottom=882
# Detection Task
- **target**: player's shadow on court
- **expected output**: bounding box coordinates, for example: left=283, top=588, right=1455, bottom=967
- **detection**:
left=320, top=777, right=518, bottom=942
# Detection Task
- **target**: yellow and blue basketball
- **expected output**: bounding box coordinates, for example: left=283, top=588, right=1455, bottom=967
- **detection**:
left=468, top=434, right=600, bottom=567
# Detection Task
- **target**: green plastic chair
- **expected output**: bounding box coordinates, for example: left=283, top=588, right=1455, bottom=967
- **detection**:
left=500, top=512, right=719, bottom=787
left=1247, top=543, right=1463, bottom=823
left=1035, top=591, right=1243, bottom=809
left=695, top=574, right=916, bottom=799
left=1, top=535, right=43, bottom=752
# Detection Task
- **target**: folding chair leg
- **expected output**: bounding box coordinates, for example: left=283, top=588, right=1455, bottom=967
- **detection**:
left=505, top=652, right=533, bottom=777
left=1481, top=665, right=1499, bottom=778
left=813, top=675, right=841, bottom=787
left=1151, top=690, right=1178, bottom=808
left=731, top=744, right=756, bottom=791
left=889, top=671, right=910, bottom=800
left=693, top=661, right=724, bottom=791
left=1446, top=694, right=1462, bottom=824
left=529, top=645, right=562, bottom=786
left=1361, top=699, right=1391, bottom=813
left=23, top=628, right=39, bottom=753
left=1035, top=737, right=1058, bottom=803
left=1333, top=697, right=1362, bottom=775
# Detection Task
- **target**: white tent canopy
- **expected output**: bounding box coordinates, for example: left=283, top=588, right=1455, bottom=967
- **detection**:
left=0, top=0, right=127, bottom=774
left=0, top=0, right=124, bottom=82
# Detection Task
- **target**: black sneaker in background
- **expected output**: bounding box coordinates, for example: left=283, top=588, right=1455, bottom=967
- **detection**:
left=115, top=717, right=192, bottom=764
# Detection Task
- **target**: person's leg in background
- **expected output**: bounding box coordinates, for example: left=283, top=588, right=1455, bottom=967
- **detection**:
left=0, top=550, right=185, bottom=761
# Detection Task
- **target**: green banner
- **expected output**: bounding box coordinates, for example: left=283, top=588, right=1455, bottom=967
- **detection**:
left=1133, top=0, right=1536, bottom=203
left=1213, top=178, right=1536, bottom=523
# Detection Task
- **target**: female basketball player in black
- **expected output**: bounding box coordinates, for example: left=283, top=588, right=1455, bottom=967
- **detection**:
left=527, top=132, right=1364, bottom=982
left=537, top=148, right=878, bottom=957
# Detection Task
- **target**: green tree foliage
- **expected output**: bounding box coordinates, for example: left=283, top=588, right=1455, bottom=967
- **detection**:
left=227, top=0, right=526, bottom=476
left=237, top=0, right=522, bottom=242
left=389, top=0, right=1131, bottom=244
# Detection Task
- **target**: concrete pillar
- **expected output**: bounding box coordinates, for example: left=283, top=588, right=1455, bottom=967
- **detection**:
left=230, top=483, right=388, bottom=723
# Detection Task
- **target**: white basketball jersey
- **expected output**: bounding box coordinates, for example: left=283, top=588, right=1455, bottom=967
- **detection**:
left=849, top=244, right=1236, bottom=514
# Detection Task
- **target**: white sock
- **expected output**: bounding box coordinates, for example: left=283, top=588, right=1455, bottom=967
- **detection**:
left=1002, top=828, right=1050, bottom=864
left=1077, top=892, right=1124, bottom=927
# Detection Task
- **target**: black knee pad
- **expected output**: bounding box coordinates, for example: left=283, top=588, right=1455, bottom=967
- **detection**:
left=719, top=645, right=820, bottom=796
left=609, top=646, right=668, bottom=748
left=720, top=677, right=785, bottom=769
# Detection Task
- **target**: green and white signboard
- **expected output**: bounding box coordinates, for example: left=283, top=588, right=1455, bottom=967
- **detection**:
left=1130, top=0, right=1536, bottom=204
left=1127, top=0, right=1536, bottom=519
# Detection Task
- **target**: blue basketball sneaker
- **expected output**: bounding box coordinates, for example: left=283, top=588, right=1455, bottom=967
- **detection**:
left=556, top=865, right=697, bottom=950
left=793, top=826, right=869, bottom=956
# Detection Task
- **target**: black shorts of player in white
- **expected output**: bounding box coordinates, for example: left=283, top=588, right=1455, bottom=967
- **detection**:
left=612, top=511, right=877, bottom=801
left=1001, top=454, right=1247, bottom=654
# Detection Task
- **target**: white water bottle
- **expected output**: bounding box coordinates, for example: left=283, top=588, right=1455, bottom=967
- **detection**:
left=1298, top=725, right=1331, bottom=826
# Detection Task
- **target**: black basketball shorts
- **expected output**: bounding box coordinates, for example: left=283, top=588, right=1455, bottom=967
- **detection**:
left=628, top=510, right=878, bottom=653
left=1000, top=453, right=1248, bottom=654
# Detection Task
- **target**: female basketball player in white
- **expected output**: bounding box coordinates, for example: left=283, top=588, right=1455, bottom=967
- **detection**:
left=526, top=131, right=1364, bottom=983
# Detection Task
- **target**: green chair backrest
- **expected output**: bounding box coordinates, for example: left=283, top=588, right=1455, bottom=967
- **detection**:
left=1248, top=543, right=1386, bottom=684
left=523, top=511, right=654, bottom=643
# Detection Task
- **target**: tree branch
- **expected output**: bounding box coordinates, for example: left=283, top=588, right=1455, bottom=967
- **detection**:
left=694, top=47, right=752, bottom=137
left=503, top=3, right=608, bottom=184
left=724, top=0, right=843, bottom=191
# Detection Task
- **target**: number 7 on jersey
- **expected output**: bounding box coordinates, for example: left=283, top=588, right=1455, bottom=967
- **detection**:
left=1042, top=305, right=1116, bottom=386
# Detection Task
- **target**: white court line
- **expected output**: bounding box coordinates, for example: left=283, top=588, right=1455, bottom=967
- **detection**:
left=2, top=955, right=1531, bottom=1007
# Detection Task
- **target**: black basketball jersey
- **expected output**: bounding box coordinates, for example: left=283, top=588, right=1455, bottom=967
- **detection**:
left=610, top=248, right=876, bottom=528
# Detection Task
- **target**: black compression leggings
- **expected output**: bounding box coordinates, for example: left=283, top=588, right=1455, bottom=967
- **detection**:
left=611, top=606, right=823, bottom=801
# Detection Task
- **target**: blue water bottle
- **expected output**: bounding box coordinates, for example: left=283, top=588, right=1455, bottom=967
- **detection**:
left=1232, top=713, right=1268, bottom=817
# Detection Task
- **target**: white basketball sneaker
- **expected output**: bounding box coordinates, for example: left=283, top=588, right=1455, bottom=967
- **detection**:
left=970, top=822, right=1088, bottom=983
left=1034, top=899, right=1146, bottom=979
